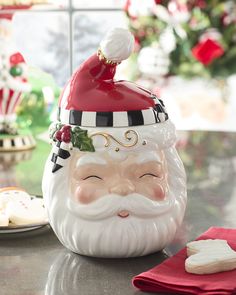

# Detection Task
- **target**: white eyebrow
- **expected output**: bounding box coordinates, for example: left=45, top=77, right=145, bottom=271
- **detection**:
left=136, top=151, right=162, bottom=164
left=76, top=155, right=107, bottom=167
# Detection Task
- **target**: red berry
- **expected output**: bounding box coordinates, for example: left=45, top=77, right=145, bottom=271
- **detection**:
left=61, top=132, right=71, bottom=143
left=61, top=125, right=71, bottom=132
left=55, top=130, right=62, bottom=141
left=62, top=129, right=70, bottom=136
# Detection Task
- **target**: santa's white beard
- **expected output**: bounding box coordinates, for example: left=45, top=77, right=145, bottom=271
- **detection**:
left=43, top=145, right=187, bottom=257
left=47, top=189, right=185, bottom=258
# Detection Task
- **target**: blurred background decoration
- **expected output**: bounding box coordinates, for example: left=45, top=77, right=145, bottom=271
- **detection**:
left=1, top=0, right=236, bottom=132
left=0, top=4, right=33, bottom=151
left=0, top=0, right=62, bottom=153
left=6, top=0, right=235, bottom=133
left=0, top=0, right=236, bottom=195
left=124, top=0, right=236, bottom=131
left=125, top=0, right=236, bottom=80
left=17, top=67, right=60, bottom=130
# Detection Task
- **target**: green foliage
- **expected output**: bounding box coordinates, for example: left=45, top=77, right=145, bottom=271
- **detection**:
left=16, top=67, right=61, bottom=129
left=17, top=92, right=50, bottom=128
left=50, top=124, right=95, bottom=152
left=71, top=127, right=95, bottom=152
left=15, top=136, right=51, bottom=195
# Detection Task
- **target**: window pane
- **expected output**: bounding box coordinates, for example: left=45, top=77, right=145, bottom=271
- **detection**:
left=13, top=12, right=69, bottom=86
left=72, top=0, right=126, bottom=9
left=73, top=11, right=127, bottom=70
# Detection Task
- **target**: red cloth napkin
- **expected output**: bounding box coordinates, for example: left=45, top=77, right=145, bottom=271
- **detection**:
left=133, top=227, right=236, bottom=295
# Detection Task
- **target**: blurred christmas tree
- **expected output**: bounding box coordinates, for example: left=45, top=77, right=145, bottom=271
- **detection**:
left=125, top=0, right=236, bottom=80
left=17, top=67, right=61, bottom=130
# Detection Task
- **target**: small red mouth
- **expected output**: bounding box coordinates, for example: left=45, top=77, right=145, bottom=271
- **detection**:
left=117, top=210, right=129, bottom=218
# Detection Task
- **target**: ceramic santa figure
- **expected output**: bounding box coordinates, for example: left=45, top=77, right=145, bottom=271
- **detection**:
left=0, top=10, right=35, bottom=151
left=42, top=28, right=187, bottom=258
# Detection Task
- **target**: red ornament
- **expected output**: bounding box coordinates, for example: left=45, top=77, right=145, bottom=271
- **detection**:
left=10, top=52, right=25, bottom=65
left=195, top=0, right=206, bottom=8
left=187, top=0, right=206, bottom=9
left=191, top=38, right=224, bottom=65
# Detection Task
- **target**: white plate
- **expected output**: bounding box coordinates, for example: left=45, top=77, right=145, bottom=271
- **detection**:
left=0, top=221, right=49, bottom=233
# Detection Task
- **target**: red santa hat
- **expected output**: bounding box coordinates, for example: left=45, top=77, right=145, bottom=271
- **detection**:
left=58, top=28, right=168, bottom=128
left=50, top=28, right=173, bottom=173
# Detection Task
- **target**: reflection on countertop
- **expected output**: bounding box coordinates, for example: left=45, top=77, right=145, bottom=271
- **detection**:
left=45, top=250, right=168, bottom=295
left=176, top=131, right=236, bottom=237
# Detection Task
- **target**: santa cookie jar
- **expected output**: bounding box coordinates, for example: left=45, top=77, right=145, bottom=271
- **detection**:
left=42, top=28, right=187, bottom=258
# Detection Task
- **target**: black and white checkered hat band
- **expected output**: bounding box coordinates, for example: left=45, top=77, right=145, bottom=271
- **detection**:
left=58, top=98, right=168, bottom=128
left=51, top=141, right=71, bottom=173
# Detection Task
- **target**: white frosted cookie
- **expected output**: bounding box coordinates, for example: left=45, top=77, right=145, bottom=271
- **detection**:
left=0, top=187, right=47, bottom=226
left=0, top=199, right=4, bottom=210
left=0, top=211, right=9, bottom=226
left=185, top=239, right=236, bottom=275
left=6, top=198, right=47, bottom=225
left=0, top=187, right=31, bottom=209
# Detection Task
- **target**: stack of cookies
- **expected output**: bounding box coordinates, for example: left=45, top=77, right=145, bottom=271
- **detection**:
left=0, top=187, right=47, bottom=226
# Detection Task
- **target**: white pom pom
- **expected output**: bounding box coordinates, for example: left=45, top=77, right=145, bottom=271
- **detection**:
left=100, top=28, right=134, bottom=63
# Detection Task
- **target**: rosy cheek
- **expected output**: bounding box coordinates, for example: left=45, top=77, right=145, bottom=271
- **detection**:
left=74, top=186, right=95, bottom=204
left=152, top=184, right=166, bottom=200
left=74, top=184, right=108, bottom=204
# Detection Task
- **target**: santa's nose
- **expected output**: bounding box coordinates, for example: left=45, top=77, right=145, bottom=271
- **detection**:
left=110, top=180, right=135, bottom=196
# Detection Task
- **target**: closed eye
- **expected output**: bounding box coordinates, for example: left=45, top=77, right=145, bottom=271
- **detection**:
left=139, top=173, right=159, bottom=178
left=82, top=175, right=103, bottom=180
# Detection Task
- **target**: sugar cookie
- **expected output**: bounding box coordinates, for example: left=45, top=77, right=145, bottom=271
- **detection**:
left=0, top=187, right=31, bottom=209
left=185, top=239, right=236, bottom=274
left=6, top=199, right=47, bottom=225
left=0, top=211, right=9, bottom=226
left=0, top=187, right=47, bottom=226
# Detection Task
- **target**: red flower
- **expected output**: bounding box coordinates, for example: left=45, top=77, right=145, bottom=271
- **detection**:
left=192, top=38, right=224, bottom=65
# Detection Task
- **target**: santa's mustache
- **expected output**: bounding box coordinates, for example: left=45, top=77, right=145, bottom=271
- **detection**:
left=66, top=193, right=175, bottom=221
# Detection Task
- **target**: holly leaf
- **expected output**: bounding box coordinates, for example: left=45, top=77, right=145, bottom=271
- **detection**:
left=80, top=139, right=95, bottom=152
left=71, top=127, right=95, bottom=152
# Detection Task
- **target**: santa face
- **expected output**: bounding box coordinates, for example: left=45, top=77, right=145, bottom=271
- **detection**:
left=43, top=146, right=187, bottom=258
left=70, top=151, right=168, bottom=206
